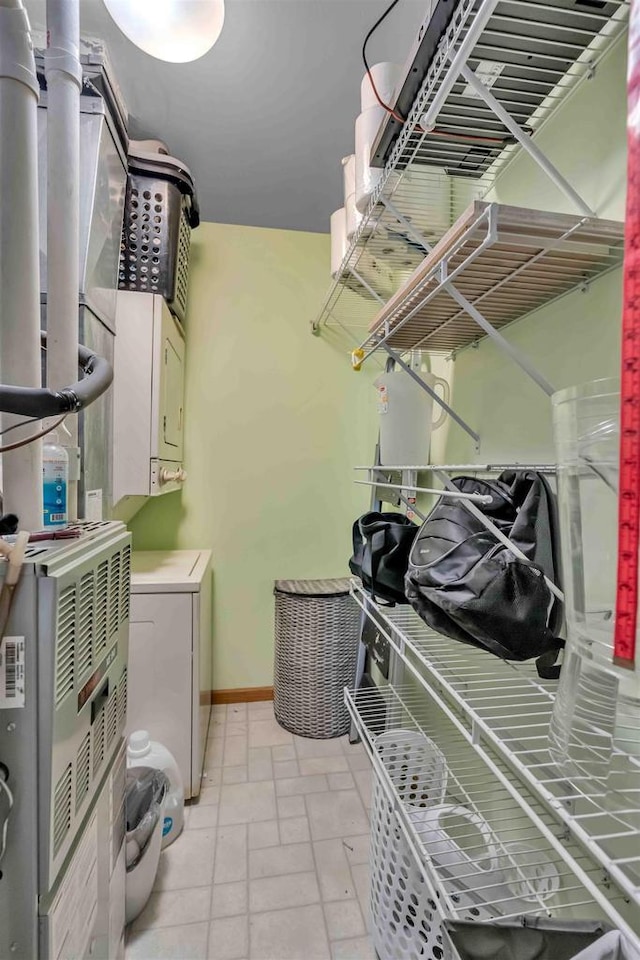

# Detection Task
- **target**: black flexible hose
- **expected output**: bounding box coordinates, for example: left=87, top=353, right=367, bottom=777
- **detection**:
left=0, top=332, right=113, bottom=418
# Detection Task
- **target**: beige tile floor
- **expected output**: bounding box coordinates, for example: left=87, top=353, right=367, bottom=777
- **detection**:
left=125, top=701, right=375, bottom=960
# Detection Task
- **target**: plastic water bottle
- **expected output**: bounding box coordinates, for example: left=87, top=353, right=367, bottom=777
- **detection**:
left=126, top=730, right=184, bottom=848
left=42, top=432, right=68, bottom=528
left=550, top=379, right=640, bottom=790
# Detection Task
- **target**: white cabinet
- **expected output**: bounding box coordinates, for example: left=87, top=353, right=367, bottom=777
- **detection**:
left=128, top=550, right=212, bottom=799
left=113, top=291, right=186, bottom=506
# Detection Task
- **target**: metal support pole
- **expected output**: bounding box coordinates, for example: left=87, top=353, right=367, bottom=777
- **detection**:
left=419, top=0, right=501, bottom=131
left=442, top=281, right=556, bottom=396
left=0, top=0, right=43, bottom=530
left=349, top=441, right=385, bottom=744
left=350, top=267, right=386, bottom=305
left=355, top=478, right=493, bottom=504
left=382, top=345, right=481, bottom=447
left=46, top=0, right=82, bottom=520
left=381, top=198, right=431, bottom=254
left=458, top=64, right=595, bottom=218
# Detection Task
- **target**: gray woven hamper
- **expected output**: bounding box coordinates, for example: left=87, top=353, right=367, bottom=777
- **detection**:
left=273, top=579, right=360, bottom=738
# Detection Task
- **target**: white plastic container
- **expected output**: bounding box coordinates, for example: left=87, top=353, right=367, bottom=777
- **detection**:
left=345, top=192, right=362, bottom=241
left=125, top=790, right=166, bottom=924
left=550, top=379, right=640, bottom=785
left=330, top=207, right=348, bottom=278
left=127, top=730, right=185, bottom=848
left=360, top=62, right=401, bottom=112
left=374, top=364, right=450, bottom=466
left=342, top=153, right=356, bottom=203
left=42, top=431, right=69, bottom=528
left=342, top=155, right=363, bottom=241
left=355, top=106, right=386, bottom=213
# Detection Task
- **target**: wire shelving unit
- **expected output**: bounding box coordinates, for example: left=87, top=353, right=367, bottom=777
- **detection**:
left=312, top=0, right=629, bottom=347
left=350, top=581, right=640, bottom=927
left=346, top=683, right=638, bottom=941
left=311, top=0, right=639, bottom=948
left=358, top=201, right=624, bottom=359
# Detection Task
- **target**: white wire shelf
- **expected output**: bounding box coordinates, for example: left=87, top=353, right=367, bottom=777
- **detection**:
left=313, top=0, right=629, bottom=338
left=372, top=0, right=629, bottom=180
left=359, top=200, right=624, bottom=357
left=350, top=581, right=640, bottom=918
left=346, top=682, right=638, bottom=940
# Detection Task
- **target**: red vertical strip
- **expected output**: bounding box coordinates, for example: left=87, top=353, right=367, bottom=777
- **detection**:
left=614, top=0, right=640, bottom=668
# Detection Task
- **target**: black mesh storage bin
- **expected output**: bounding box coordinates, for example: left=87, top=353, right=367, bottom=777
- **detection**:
left=274, top=579, right=360, bottom=738
left=119, top=148, right=200, bottom=323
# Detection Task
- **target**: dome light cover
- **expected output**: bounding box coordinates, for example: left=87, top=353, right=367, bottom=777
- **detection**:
left=103, top=0, right=225, bottom=63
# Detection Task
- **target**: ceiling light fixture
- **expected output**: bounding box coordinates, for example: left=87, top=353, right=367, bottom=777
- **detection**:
left=103, top=0, right=225, bottom=63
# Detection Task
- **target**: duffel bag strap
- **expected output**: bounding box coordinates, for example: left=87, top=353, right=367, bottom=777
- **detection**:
left=361, top=528, right=391, bottom=605
left=535, top=639, right=565, bottom=680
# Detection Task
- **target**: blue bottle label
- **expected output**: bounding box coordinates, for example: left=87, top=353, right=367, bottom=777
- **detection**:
left=43, top=463, right=68, bottom=527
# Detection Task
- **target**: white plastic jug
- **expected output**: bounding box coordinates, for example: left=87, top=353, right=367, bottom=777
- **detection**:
left=127, top=730, right=184, bottom=848
left=374, top=360, right=450, bottom=467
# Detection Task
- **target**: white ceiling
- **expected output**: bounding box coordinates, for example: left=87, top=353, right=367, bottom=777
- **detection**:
left=25, top=0, right=427, bottom=232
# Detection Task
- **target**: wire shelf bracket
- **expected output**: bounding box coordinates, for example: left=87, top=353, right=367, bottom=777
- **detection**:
left=356, top=200, right=623, bottom=370
left=382, top=345, right=481, bottom=448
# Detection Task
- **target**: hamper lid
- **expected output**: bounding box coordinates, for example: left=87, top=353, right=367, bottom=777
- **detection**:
left=127, top=149, right=200, bottom=227
left=274, top=578, right=352, bottom=597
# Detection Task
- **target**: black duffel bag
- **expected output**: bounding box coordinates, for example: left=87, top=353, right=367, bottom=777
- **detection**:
left=405, top=471, right=564, bottom=678
left=350, top=512, right=419, bottom=605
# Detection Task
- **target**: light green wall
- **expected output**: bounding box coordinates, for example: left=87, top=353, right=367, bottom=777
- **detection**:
left=130, top=36, right=627, bottom=689
left=130, top=224, right=377, bottom=689
left=430, top=38, right=627, bottom=468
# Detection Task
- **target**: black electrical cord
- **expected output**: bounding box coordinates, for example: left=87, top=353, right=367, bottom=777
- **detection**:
left=0, top=417, right=39, bottom=438
left=362, top=0, right=406, bottom=123
left=361, top=0, right=514, bottom=145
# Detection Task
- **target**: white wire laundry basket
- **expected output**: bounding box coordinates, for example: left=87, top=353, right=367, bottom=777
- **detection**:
left=273, top=579, right=359, bottom=738
left=368, top=728, right=568, bottom=960
left=370, top=729, right=463, bottom=960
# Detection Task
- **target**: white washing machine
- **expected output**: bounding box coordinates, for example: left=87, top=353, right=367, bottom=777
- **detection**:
left=128, top=550, right=212, bottom=798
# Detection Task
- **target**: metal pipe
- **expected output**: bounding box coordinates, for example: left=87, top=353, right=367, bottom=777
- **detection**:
left=45, top=0, right=82, bottom=519
left=0, top=0, right=43, bottom=530
left=354, top=478, right=493, bottom=504
left=0, top=333, right=113, bottom=417
left=458, top=63, right=595, bottom=218
left=419, top=0, right=502, bottom=131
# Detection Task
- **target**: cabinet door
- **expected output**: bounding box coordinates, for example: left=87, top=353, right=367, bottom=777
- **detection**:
left=127, top=592, right=193, bottom=792
left=163, top=332, right=183, bottom=451
left=152, top=300, right=185, bottom=462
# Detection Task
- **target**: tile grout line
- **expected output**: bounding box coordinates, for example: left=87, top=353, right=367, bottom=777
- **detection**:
left=302, top=789, right=334, bottom=957
left=245, top=800, right=251, bottom=957
left=134, top=714, right=373, bottom=959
